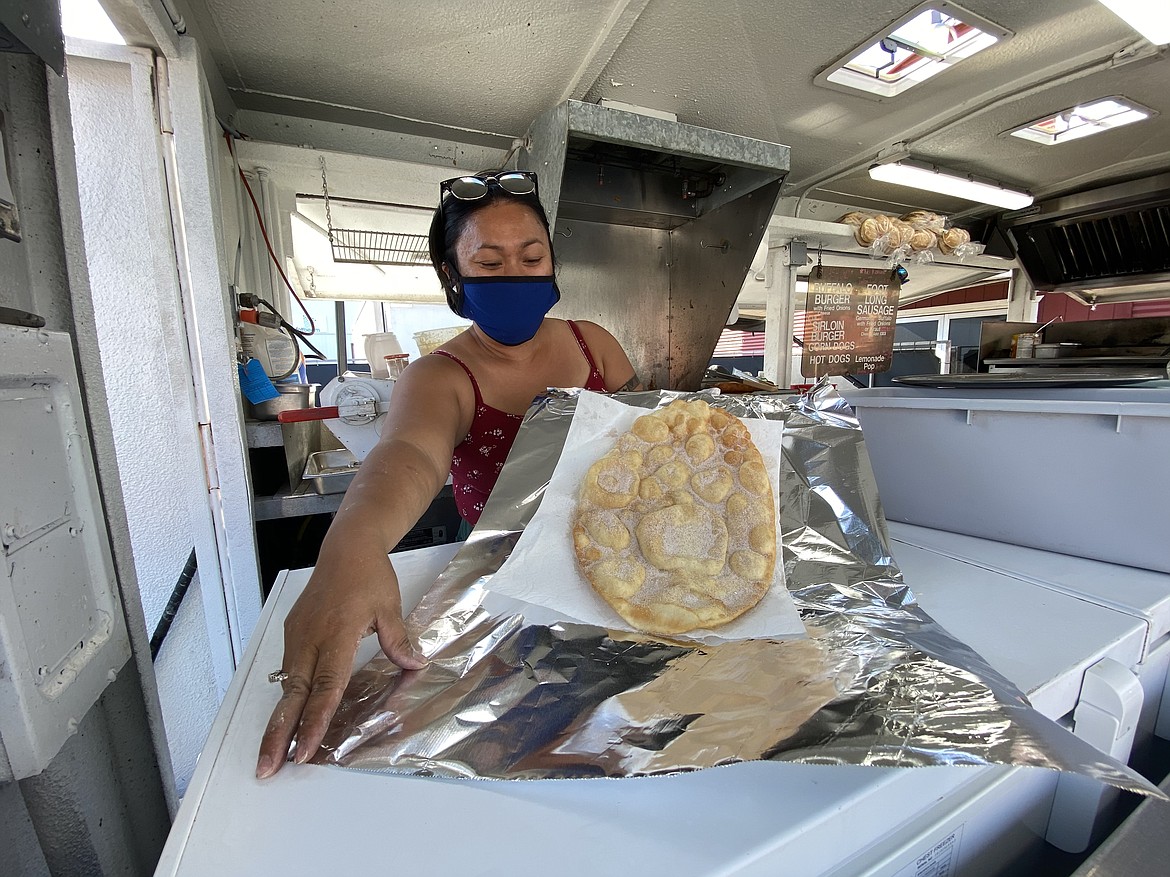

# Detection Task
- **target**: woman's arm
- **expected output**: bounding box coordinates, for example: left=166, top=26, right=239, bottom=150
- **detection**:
left=573, top=320, right=642, bottom=391
left=256, top=357, right=471, bottom=777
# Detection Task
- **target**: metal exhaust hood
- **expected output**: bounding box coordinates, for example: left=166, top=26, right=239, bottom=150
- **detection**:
left=1001, top=172, right=1170, bottom=306
left=521, top=100, right=790, bottom=390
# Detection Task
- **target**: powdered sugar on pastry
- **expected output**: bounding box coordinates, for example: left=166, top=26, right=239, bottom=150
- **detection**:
left=573, top=399, right=777, bottom=636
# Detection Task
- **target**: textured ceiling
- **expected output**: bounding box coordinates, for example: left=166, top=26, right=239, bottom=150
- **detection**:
left=181, top=0, right=1170, bottom=215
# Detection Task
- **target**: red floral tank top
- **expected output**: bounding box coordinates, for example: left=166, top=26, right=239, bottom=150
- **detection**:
left=433, top=321, right=607, bottom=524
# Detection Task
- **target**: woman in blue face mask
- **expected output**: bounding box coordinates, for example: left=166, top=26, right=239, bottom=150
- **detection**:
left=257, top=171, right=639, bottom=779
left=423, top=170, right=640, bottom=525
left=431, top=171, right=562, bottom=348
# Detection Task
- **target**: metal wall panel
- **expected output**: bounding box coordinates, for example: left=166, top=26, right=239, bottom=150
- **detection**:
left=526, top=101, right=788, bottom=389
left=551, top=180, right=781, bottom=390
left=551, top=220, right=670, bottom=389
left=668, top=180, right=782, bottom=388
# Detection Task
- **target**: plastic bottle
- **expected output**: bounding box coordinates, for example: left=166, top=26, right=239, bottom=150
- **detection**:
left=364, top=331, right=404, bottom=379
left=239, top=321, right=299, bottom=380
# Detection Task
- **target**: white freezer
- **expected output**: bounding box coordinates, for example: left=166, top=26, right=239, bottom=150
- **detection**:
left=155, top=540, right=1149, bottom=876
left=890, top=523, right=1170, bottom=746
left=889, top=523, right=1170, bottom=656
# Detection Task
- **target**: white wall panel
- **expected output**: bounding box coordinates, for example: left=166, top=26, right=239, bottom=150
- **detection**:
left=62, top=45, right=224, bottom=794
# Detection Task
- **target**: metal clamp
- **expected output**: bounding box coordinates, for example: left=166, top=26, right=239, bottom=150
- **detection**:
left=337, top=398, right=379, bottom=425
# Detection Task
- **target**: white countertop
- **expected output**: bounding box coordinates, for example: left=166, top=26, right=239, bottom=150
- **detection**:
left=154, top=539, right=1147, bottom=875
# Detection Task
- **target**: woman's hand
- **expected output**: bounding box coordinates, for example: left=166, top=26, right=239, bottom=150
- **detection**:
left=255, top=549, right=427, bottom=779
left=253, top=365, right=466, bottom=780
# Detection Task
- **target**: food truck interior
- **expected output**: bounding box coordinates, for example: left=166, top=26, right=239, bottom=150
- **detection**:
left=1, top=0, right=1169, bottom=874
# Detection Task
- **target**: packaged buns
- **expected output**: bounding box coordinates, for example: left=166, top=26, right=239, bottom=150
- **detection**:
left=908, top=228, right=939, bottom=251
left=939, top=226, right=971, bottom=255
left=841, top=211, right=966, bottom=256
left=856, top=217, right=881, bottom=246
left=872, top=214, right=895, bottom=237
left=888, top=220, right=914, bottom=250
left=901, top=210, right=945, bottom=230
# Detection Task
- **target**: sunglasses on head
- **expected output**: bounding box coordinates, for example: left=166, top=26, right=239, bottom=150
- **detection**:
left=440, top=171, right=538, bottom=201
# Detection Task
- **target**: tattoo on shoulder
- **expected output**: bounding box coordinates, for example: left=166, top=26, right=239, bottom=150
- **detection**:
left=616, top=374, right=642, bottom=393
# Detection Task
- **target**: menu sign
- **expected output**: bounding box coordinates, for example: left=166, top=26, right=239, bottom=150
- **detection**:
left=800, top=265, right=900, bottom=377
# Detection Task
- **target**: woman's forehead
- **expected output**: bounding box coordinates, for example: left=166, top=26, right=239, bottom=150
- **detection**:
left=456, top=201, right=549, bottom=250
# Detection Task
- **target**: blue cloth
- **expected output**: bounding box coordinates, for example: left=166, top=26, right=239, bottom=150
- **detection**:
left=238, top=358, right=279, bottom=403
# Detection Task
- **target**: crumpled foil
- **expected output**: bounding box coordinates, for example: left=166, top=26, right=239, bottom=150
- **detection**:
left=316, top=386, right=1161, bottom=796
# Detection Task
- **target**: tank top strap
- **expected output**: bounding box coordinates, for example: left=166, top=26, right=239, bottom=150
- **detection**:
left=430, top=349, right=483, bottom=407
left=566, top=319, right=601, bottom=374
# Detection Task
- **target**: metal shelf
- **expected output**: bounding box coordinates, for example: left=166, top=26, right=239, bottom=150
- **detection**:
left=253, top=484, right=343, bottom=521
left=245, top=419, right=285, bottom=448
left=986, top=355, right=1170, bottom=368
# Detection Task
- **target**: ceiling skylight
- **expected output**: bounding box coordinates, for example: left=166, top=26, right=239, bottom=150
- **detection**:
left=1008, top=98, right=1154, bottom=145
left=815, top=2, right=1011, bottom=100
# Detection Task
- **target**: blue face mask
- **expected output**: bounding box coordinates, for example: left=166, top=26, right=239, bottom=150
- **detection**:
left=457, top=275, right=560, bottom=345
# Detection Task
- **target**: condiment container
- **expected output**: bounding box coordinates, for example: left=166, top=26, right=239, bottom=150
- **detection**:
left=363, top=332, right=403, bottom=378
left=1011, top=332, right=1041, bottom=359
left=383, top=353, right=409, bottom=380
left=239, top=321, right=300, bottom=378
left=1034, top=342, right=1082, bottom=359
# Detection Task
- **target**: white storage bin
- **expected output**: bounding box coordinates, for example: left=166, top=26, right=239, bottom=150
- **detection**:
left=843, top=386, right=1170, bottom=572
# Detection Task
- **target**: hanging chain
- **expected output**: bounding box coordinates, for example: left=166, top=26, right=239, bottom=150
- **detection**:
left=320, top=155, right=335, bottom=244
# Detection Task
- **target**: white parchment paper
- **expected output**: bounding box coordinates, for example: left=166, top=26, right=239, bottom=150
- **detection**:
left=486, top=391, right=805, bottom=643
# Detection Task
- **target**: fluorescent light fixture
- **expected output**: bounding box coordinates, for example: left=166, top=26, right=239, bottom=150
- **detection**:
left=61, top=0, right=125, bottom=45
left=815, top=2, right=1012, bottom=99
left=1096, top=0, right=1170, bottom=46
left=1009, top=97, right=1153, bottom=145
left=869, top=159, right=1033, bottom=209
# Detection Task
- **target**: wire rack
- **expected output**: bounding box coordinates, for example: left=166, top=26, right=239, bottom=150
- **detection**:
left=330, top=229, right=431, bottom=266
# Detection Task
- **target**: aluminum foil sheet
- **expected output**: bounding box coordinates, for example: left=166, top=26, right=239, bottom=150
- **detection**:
left=316, top=386, right=1161, bottom=796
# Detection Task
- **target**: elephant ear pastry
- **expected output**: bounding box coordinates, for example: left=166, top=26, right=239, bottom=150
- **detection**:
left=573, top=399, right=776, bottom=636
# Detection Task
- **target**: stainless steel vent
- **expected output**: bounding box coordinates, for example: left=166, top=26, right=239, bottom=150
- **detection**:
left=1002, top=172, right=1170, bottom=304
left=521, top=101, right=790, bottom=389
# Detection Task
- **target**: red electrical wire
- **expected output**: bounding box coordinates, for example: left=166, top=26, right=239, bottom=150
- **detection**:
left=225, top=131, right=317, bottom=335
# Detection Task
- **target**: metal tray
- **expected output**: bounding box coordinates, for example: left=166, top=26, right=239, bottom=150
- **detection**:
left=893, top=370, right=1168, bottom=389
left=303, top=449, right=361, bottom=495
